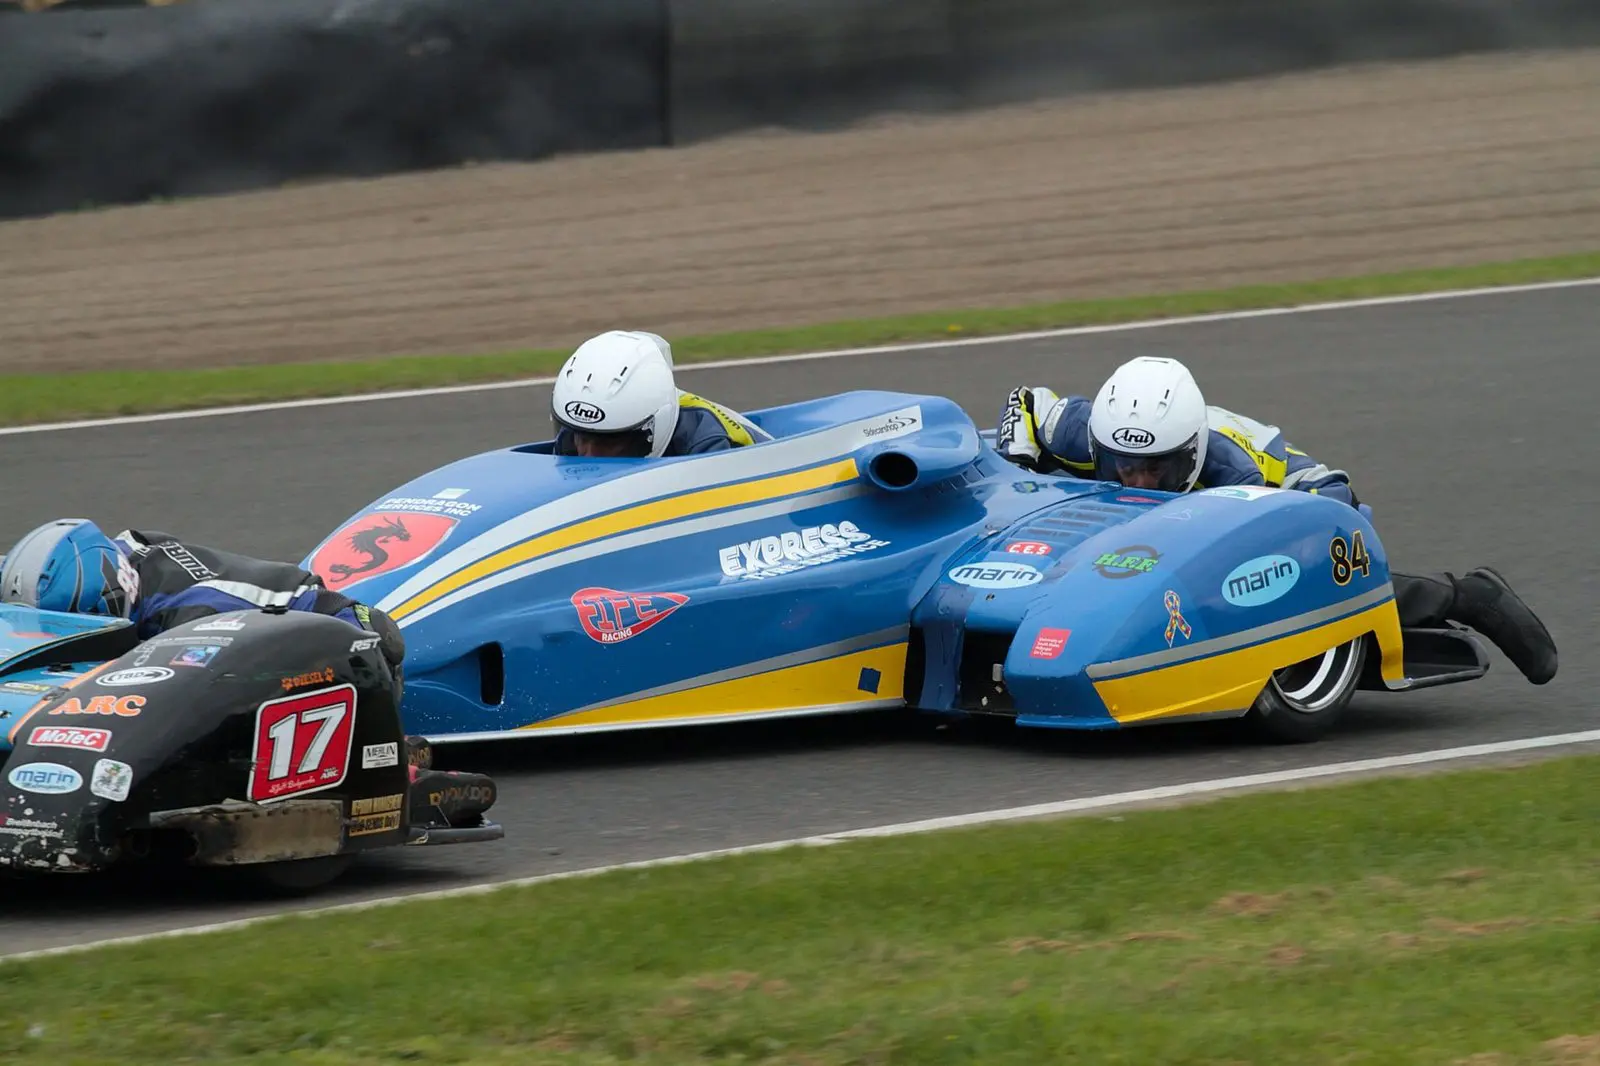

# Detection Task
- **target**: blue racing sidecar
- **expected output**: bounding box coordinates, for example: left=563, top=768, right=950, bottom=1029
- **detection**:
left=298, top=390, right=1490, bottom=746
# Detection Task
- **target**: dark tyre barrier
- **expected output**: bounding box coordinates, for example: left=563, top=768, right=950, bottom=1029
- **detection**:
left=950, top=0, right=1600, bottom=102
left=669, top=0, right=1600, bottom=140
left=666, top=0, right=960, bottom=143
left=0, top=1, right=155, bottom=12
left=0, top=0, right=667, bottom=218
left=3, top=0, right=1599, bottom=219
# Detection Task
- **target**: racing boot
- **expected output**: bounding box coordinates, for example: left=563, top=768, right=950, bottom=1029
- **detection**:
left=1394, top=569, right=1557, bottom=685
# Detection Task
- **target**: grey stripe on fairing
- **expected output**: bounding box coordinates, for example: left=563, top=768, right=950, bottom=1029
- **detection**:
left=396, top=481, right=874, bottom=629
left=562, top=625, right=911, bottom=716
left=1085, top=583, right=1395, bottom=680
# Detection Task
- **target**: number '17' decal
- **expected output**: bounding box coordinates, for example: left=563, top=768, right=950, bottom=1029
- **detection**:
left=249, top=683, right=357, bottom=803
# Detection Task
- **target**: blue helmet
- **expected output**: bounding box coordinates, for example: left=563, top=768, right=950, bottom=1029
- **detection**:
left=0, top=519, right=137, bottom=618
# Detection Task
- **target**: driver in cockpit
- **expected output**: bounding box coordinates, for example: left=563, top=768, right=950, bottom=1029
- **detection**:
left=549, top=330, right=770, bottom=458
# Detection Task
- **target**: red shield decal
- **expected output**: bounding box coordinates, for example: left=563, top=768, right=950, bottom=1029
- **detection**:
left=571, top=587, right=689, bottom=645
left=310, top=512, right=459, bottom=591
left=1005, top=540, right=1052, bottom=556
left=1030, top=628, right=1071, bottom=659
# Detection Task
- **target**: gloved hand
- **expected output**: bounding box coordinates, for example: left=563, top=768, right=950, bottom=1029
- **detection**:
left=997, top=386, right=1060, bottom=471
left=350, top=603, right=406, bottom=672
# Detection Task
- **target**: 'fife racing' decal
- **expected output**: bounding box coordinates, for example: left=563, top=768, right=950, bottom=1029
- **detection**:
left=571, top=588, right=689, bottom=645
left=310, top=512, right=460, bottom=590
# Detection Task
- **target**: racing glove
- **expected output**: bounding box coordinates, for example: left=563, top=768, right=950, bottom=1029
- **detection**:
left=350, top=602, right=408, bottom=710
left=997, top=386, right=1061, bottom=471
left=350, top=602, right=406, bottom=673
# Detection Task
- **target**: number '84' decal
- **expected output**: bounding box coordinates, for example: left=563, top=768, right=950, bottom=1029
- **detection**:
left=249, top=683, right=357, bottom=803
left=1329, top=529, right=1372, bottom=587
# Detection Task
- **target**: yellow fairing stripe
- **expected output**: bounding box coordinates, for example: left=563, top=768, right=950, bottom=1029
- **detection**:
left=388, top=458, right=860, bottom=620
left=1092, top=599, right=1403, bottom=725
left=519, top=643, right=908, bottom=730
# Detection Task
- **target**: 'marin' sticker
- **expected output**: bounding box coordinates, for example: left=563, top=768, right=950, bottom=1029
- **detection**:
left=947, top=562, right=1043, bottom=590
left=1222, top=554, right=1300, bottom=607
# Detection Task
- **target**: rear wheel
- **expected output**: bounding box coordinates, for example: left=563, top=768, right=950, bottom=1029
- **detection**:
left=1243, top=636, right=1367, bottom=743
left=233, top=854, right=355, bottom=895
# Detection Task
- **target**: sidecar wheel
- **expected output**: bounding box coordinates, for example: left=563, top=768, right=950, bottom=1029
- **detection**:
left=1243, top=636, right=1367, bottom=743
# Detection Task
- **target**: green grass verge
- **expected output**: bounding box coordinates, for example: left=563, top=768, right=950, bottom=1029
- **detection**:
left=2, top=755, right=1597, bottom=1064
left=5, top=251, right=1598, bottom=428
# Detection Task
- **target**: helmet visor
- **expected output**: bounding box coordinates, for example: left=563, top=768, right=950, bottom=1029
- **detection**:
left=553, top=410, right=656, bottom=458
left=1093, top=437, right=1200, bottom=492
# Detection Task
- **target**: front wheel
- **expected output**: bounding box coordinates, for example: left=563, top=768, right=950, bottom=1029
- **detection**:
left=1242, top=636, right=1368, bottom=743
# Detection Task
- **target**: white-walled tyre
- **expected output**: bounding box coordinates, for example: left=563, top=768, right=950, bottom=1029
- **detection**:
left=1243, top=636, right=1367, bottom=743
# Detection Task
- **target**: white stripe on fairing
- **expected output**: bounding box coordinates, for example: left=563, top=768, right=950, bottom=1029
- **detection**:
left=4, top=727, right=1597, bottom=963
left=374, top=404, right=923, bottom=613
left=396, top=482, right=873, bottom=628
left=2, top=277, right=1596, bottom=438
left=194, top=580, right=319, bottom=609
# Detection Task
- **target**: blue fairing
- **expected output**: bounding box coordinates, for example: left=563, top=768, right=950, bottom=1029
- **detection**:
left=0, top=607, right=134, bottom=755
left=296, top=390, right=1425, bottom=742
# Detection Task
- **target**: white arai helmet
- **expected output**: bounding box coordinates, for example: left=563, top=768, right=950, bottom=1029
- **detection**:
left=1087, top=356, right=1210, bottom=491
left=550, top=330, right=680, bottom=458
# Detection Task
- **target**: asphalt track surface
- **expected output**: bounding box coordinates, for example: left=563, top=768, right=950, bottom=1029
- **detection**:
left=1, top=284, right=1596, bottom=956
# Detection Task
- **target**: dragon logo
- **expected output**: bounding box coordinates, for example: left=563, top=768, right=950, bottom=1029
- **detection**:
left=309, top=512, right=459, bottom=590
left=332, top=517, right=410, bottom=580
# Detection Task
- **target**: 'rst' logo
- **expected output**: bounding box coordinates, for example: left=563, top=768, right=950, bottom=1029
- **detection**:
left=570, top=587, right=689, bottom=645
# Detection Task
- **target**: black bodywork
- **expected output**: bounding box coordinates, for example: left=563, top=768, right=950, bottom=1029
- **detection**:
left=0, top=607, right=502, bottom=890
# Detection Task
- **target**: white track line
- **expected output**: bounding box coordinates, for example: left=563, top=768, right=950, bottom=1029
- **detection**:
left=4, top=727, right=1597, bottom=965
left=4, top=276, right=1596, bottom=437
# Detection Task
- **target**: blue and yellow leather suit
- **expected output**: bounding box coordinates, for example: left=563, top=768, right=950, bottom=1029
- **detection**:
left=999, top=389, right=1359, bottom=506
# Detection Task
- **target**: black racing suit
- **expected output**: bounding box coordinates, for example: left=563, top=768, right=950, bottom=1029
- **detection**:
left=112, top=529, right=405, bottom=673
